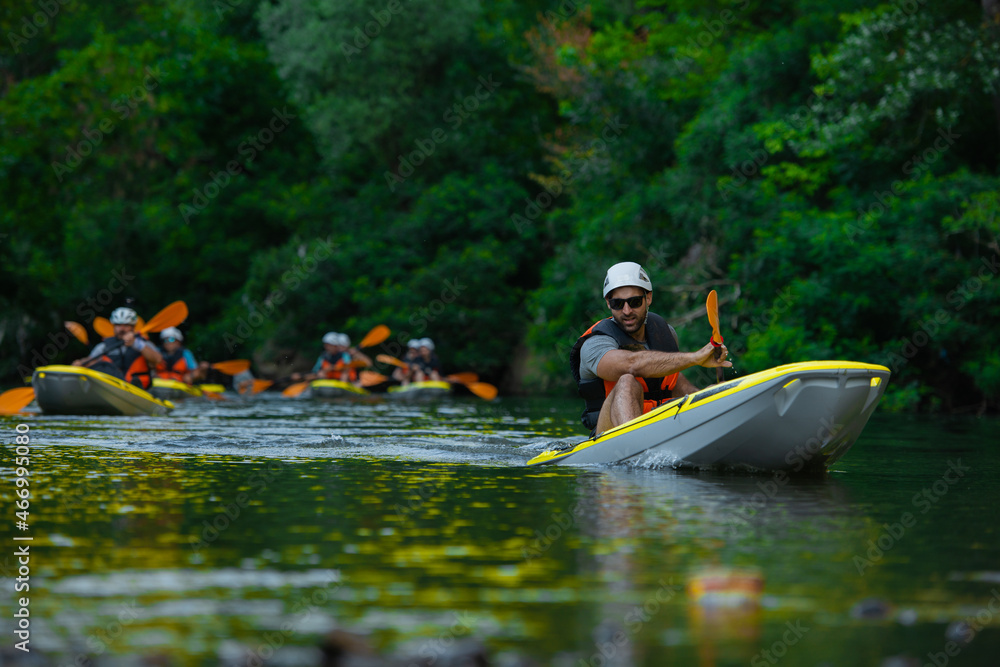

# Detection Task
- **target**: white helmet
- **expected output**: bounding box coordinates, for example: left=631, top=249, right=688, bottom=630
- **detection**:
left=407, top=339, right=420, bottom=349
left=322, top=331, right=339, bottom=345
left=160, top=326, right=183, bottom=342
left=339, top=333, right=351, bottom=347
left=110, top=307, right=138, bottom=325
left=419, top=337, right=435, bottom=350
left=603, top=262, right=652, bottom=297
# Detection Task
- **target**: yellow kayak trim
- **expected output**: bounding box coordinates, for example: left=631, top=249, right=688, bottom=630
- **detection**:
left=310, top=379, right=370, bottom=395
left=152, top=377, right=203, bottom=397
left=34, top=365, right=175, bottom=411
left=527, top=360, right=890, bottom=466
left=388, top=380, right=452, bottom=393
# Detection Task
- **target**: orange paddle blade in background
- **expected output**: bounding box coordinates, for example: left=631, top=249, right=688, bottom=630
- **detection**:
left=140, top=301, right=188, bottom=333
left=360, top=371, right=389, bottom=387
left=94, top=317, right=114, bottom=339
left=282, top=382, right=310, bottom=397
left=358, top=325, right=390, bottom=349
left=446, top=372, right=478, bottom=384
left=464, top=382, right=498, bottom=401
left=250, top=379, right=273, bottom=395
left=0, top=387, right=36, bottom=415
left=211, top=360, right=251, bottom=375
left=376, top=354, right=410, bottom=369
left=64, top=321, right=89, bottom=345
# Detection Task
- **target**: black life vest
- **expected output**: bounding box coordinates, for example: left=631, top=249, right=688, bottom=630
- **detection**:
left=99, top=336, right=152, bottom=388
left=569, top=313, right=680, bottom=431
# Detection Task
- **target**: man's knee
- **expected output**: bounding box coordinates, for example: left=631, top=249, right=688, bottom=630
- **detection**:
left=617, top=374, right=643, bottom=397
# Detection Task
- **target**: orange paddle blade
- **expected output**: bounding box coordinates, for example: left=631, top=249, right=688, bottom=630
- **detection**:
left=136, top=316, right=146, bottom=331
left=202, top=390, right=227, bottom=401
left=347, top=358, right=371, bottom=368
left=211, top=360, right=251, bottom=375
left=0, top=387, right=36, bottom=415
left=360, top=371, right=389, bottom=387
left=359, top=324, right=391, bottom=349
left=282, top=381, right=310, bottom=397
left=706, top=290, right=723, bottom=346
left=446, top=372, right=478, bottom=384
left=94, top=317, right=114, bottom=339
left=140, top=301, right=188, bottom=333
left=466, top=382, right=498, bottom=401
left=250, top=379, right=273, bottom=395
left=64, top=321, right=88, bottom=345
left=376, top=354, right=409, bottom=369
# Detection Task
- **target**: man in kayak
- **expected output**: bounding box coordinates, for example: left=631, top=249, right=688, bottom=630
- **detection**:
left=391, top=339, right=421, bottom=385
left=570, top=262, right=731, bottom=435
left=292, top=332, right=373, bottom=385
left=413, top=338, right=443, bottom=382
left=72, top=306, right=164, bottom=389
left=156, top=326, right=205, bottom=385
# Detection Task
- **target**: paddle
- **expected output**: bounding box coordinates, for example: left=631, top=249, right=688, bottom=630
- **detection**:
left=282, top=381, right=310, bottom=397
left=376, top=354, right=497, bottom=400
left=706, top=289, right=724, bottom=384
left=64, top=321, right=88, bottom=345
left=94, top=317, right=114, bottom=339
left=360, top=371, right=389, bottom=387
left=249, top=379, right=273, bottom=395
left=358, top=324, right=391, bottom=349
left=211, top=360, right=251, bottom=375
left=92, top=301, right=188, bottom=341
left=0, top=387, right=36, bottom=415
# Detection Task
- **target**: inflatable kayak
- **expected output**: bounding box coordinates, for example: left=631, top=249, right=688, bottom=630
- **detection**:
left=527, top=361, right=890, bottom=472
left=310, top=379, right=370, bottom=398
left=32, top=365, right=174, bottom=416
left=387, top=380, right=452, bottom=399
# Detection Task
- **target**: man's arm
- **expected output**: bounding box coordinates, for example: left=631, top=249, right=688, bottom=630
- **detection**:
left=138, top=338, right=163, bottom=367
left=595, top=342, right=730, bottom=382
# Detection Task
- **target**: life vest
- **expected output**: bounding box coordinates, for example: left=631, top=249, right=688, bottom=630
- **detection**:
left=97, top=337, right=153, bottom=389
left=569, top=313, right=680, bottom=431
left=158, top=349, right=192, bottom=382
left=414, top=354, right=441, bottom=374
left=319, top=353, right=357, bottom=382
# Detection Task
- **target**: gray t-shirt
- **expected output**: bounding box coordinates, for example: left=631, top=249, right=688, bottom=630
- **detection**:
left=578, top=324, right=681, bottom=380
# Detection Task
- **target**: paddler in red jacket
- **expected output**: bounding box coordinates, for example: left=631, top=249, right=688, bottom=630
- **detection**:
left=569, top=262, right=731, bottom=436
left=72, top=306, right=164, bottom=389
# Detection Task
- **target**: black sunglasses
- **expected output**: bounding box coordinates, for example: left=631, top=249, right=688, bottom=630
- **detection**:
left=608, top=295, right=646, bottom=310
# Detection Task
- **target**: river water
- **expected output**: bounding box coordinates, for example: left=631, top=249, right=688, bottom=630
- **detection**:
left=1, top=392, right=999, bottom=666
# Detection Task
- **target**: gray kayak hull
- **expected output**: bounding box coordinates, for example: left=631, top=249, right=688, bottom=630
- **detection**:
left=527, top=361, right=890, bottom=472
left=32, top=365, right=174, bottom=416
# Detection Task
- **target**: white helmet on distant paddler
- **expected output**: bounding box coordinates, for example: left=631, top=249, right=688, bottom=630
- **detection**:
left=322, top=331, right=339, bottom=346
left=110, top=307, right=138, bottom=325
left=407, top=339, right=420, bottom=349
left=338, top=333, right=351, bottom=347
left=160, top=326, right=183, bottom=342
left=603, top=261, right=652, bottom=297
left=419, top=337, right=435, bottom=351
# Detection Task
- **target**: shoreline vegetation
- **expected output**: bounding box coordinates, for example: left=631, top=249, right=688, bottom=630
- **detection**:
left=1, top=0, right=998, bottom=413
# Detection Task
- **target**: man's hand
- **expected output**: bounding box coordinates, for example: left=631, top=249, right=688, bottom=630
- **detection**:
left=121, top=331, right=136, bottom=347
left=693, top=342, right=732, bottom=368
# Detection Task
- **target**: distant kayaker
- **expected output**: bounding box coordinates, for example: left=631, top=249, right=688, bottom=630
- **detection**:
left=292, top=332, right=373, bottom=385
left=413, top=338, right=443, bottom=382
left=156, top=327, right=204, bottom=385
left=392, top=339, right=422, bottom=385
left=72, top=306, right=164, bottom=389
left=570, top=262, right=731, bottom=435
